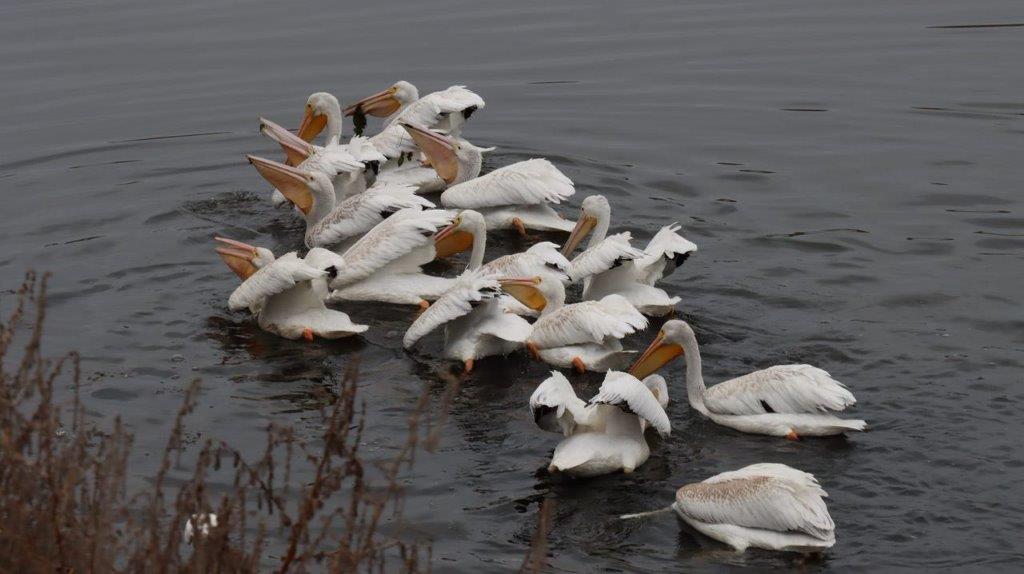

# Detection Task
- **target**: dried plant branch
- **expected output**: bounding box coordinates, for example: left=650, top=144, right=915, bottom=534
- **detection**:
left=0, top=272, right=450, bottom=573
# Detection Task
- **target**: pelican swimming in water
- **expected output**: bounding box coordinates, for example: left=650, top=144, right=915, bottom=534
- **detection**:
left=401, top=123, right=575, bottom=235
left=621, top=463, right=836, bottom=553
left=342, top=83, right=485, bottom=175
left=372, top=122, right=492, bottom=195
left=248, top=156, right=432, bottom=251
left=530, top=370, right=670, bottom=477
left=214, top=237, right=367, bottom=341
left=260, top=93, right=388, bottom=206
left=562, top=195, right=697, bottom=316
left=523, top=276, right=647, bottom=373
left=403, top=273, right=544, bottom=372
left=344, top=81, right=484, bottom=140
left=431, top=209, right=571, bottom=314
left=629, top=319, right=866, bottom=439
left=326, top=208, right=457, bottom=308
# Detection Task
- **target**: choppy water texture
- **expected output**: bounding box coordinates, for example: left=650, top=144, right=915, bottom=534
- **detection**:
left=3, top=0, right=1024, bottom=571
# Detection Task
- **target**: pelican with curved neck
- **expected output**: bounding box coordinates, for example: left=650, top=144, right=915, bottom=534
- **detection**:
left=630, top=319, right=867, bottom=438
left=433, top=209, right=487, bottom=270
left=561, top=195, right=612, bottom=256
left=561, top=193, right=693, bottom=316
left=298, top=92, right=345, bottom=144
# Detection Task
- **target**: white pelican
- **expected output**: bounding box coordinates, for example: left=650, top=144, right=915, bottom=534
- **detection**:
left=432, top=207, right=572, bottom=278
left=401, top=123, right=575, bottom=235
left=343, top=81, right=484, bottom=140
left=530, top=370, right=670, bottom=477
left=385, top=122, right=491, bottom=195
left=523, top=277, right=647, bottom=373
left=248, top=156, right=432, bottom=250
left=403, top=273, right=544, bottom=372
left=215, top=237, right=367, bottom=341
left=562, top=195, right=697, bottom=316
left=621, top=463, right=836, bottom=553
left=326, top=208, right=457, bottom=308
left=629, top=320, right=866, bottom=439
left=262, top=94, right=389, bottom=207
left=432, top=209, right=572, bottom=316
left=342, top=83, right=484, bottom=172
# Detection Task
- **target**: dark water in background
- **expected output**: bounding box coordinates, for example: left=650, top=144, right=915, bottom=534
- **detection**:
left=2, top=0, right=1024, bottom=570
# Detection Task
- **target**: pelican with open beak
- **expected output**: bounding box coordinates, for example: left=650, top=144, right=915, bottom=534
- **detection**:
left=402, top=122, right=464, bottom=185
left=629, top=320, right=866, bottom=439
left=403, top=273, right=543, bottom=373
left=248, top=155, right=317, bottom=215
left=255, top=112, right=369, bottom=208
left=216, top=236, right=276, bottom=280
left=214, top=237, right=367, bottom=341
left=528, top=370, right=671, bottom=477
left=344, top=83, right=409, bottom=119
left=248, top=155, right=432, bottom=251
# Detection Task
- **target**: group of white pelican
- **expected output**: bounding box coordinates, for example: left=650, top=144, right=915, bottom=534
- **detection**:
left=213, top=81, right=866, bottom=554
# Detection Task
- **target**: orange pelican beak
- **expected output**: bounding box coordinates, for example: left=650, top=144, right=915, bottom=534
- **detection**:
left=343, top=86, right=402, bottom=117
left=560, top=212, right=597, bottom=256
left=297, top=104, right=328, bottom=142
left=401, top=123, right=459, bottom=184
left=247, top=155, right=315, bottom=214
left=628, top=330, right=684, bottom=380
left=433, top=215, right=474, bottom=258
left=498, top=277, right=546, bottom=312
left=259, top=116, right=312, bottom=166
left=215, top=237, right=259, bottom=280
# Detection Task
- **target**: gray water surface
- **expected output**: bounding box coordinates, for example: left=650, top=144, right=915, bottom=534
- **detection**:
left=2, top=0, right=1023, bottom=571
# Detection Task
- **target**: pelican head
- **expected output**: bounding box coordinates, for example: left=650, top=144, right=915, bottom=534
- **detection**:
left=629, top=319, right=691, bottom=379
left=497, top=276, right=547, bottom=313
left=344, top=81, right=418, bottom=118
left=561, top=195, right=611, bottom=256
left=434, top=209, right=485, bottom=258
left=298, top=92, right=340, bottom=142
left=247, top=155, right=335, bottom=217
left=215, top=237, right=275, bottom=280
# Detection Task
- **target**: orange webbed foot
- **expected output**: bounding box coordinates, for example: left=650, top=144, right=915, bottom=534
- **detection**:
left=512, top=217, right=527, bottom=237
left=572, top=357, right=587, bottom=373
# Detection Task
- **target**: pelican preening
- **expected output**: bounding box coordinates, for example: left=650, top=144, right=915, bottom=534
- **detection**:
left=530, top=370, right=670, bottom=476
left=215, top=81, right=867, bottom=556
left=629, top=320, right=866, bottom=439
left=621, top=463, right=836, bottom=552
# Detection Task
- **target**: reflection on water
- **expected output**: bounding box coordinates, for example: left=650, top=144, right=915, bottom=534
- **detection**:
left=2, top=0, right=1024, bottom=570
